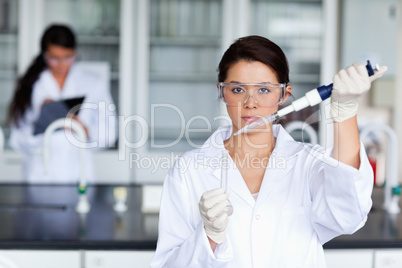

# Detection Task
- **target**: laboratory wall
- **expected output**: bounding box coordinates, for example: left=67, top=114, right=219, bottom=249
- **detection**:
left=0, top=0, right=401, bottom=184
left=341, top=0, right=402, bottom=185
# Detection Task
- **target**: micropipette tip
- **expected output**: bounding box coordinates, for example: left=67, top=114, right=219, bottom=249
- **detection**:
left=233, top=125, right=250, bottom=136
left=233, top=113, right=278, bottom=136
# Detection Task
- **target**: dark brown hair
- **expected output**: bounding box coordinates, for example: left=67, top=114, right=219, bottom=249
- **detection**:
left=7, top=24, right=76, bottom=125
left=218, top=35, right=289, bottom=84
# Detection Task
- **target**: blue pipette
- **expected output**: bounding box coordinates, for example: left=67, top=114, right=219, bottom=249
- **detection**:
left=234, top=61, right=379, bottom=136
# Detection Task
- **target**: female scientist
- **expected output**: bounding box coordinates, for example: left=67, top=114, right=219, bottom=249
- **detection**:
left=151, top=35, right=387, bottom=267
left=7, top=24, right=116, bottom=183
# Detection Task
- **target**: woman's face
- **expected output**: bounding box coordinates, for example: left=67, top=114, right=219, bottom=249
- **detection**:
left=220, top=60, right=292, bottom=134
left=44, top=44, right=76, bottom=77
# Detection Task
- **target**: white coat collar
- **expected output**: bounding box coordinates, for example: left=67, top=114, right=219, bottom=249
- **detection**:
left=41, top=64, right=79, bottom=97
left=271, top=124, right=305, bottom=160
left=196, top=124, right=305, bottom=207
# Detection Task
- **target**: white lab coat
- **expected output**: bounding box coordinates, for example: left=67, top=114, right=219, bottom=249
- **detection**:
left=9, top=64, right=117, bottom=183
left=151, top=125, right=373, bottom=268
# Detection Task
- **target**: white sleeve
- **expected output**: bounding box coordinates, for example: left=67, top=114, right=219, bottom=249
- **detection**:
left=151, top=159, right=233, bottom=268
left=78, top=78, right=117, bottom=149
left=9, top=109, right=43, bottom=154
left=308, top=143, right=374, bottom=244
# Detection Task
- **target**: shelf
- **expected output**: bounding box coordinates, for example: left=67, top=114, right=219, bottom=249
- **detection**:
left=150, top=72, right=217, bottom=83
left=289, top=74, right=320, bottom=84
left=0, top=69, right=16, bottom=79
left=150, top=72, right=318, bottom=84
left=252, top=0, right=320, bottom=2
left=77, top=35, right=119, bottom=45
left=0, top=34, right=17, bottom=43
left=150, top=130, right=212, bottom=140
left=110, top=71, right=119, bottom=81
left=150, top=36, right=220, bottom=47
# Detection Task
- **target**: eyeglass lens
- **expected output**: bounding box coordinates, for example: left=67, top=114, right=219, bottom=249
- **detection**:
left=222, top=84, right=282, bottom=107
left=45, top=54, right=76, bottom=66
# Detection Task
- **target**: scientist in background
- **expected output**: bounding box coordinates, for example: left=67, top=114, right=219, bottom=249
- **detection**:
left=7, top=24, right=117, bottom=183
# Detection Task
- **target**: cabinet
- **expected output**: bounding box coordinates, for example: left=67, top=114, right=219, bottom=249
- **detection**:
left=43, top=0, right=121, bottom=108
left=0, top=250, right=80, bottom=268
left=132, top=0, right=328, bottom=183
left=85, top=251, right=154, bottom=268
left=250, top=0, right=322, bottom=132
left=0, top=250, right=154, bottom=268
left=0, top=0, right=337, bottom=184
left=0, top=0, right=129, bottom=183
left=0, top=0, right=18, bottom=137
left=375, top=249, right=402, bottom=268
left=325, top=249, right=374, bottom=268
left=325, top=249, right=402, bottom=268
left=250, top=0, right=322, bottom=94
left=2, top=249, right=402, bottom=267
left=0, top=0, right=21, bottom=182
left=146, top=0, right=324, bottom=152
left=0, top=0, right=121, bottom=140
left=149, top=0, right=223, bottom=149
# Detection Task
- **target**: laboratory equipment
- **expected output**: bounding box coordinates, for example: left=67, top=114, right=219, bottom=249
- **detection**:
left=0, top=126, right=4, bottom=156
left=284, top=121, right=318, bottom=145
left=114, top=187, right=128, bottom=212
left=221, top=149, right=229, bottom=190
left=43, top=118, right=90, bottom=213
left=221, top=149, right=233, bottom=214
left=360, top=123, right=400, bottom=214
left=141, top=185, right=163, bottom=213
left=234, top=61, right=380, bottom=136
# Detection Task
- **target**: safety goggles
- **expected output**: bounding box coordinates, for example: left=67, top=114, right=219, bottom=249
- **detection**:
left=218, top=82, right=286, bottom=107
left=44, top=53, right=76, bottom=67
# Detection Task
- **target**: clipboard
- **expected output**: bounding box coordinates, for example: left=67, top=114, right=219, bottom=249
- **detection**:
left=33, top=96, right=85, bottom=135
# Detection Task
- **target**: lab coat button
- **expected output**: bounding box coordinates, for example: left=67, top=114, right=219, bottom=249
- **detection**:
left=255, top=214, right=261, bottom=220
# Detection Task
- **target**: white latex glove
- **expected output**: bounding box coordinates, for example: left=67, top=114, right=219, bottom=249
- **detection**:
left=199, top=188, right=233, bottom=244
left=330, top=62, right=388, bottom=122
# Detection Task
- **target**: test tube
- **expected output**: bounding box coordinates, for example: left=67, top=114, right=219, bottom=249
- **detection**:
left=221, top=149, right=229, bottom=190
left=221, top=149, right=233, bottom=214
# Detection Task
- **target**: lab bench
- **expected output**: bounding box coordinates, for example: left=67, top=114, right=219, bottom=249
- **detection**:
left=0, top=184, right=401, bottom=268
left=0, top=184, right=158, bottom=250
left=324, top=186, right=402, bottom=268
left=0, top=184, right=157, bottom=268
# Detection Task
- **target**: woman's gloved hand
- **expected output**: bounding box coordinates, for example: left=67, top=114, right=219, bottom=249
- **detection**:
left=330, top=62, right=388, bottom=122
left=199, top=188, right=233, bottom=244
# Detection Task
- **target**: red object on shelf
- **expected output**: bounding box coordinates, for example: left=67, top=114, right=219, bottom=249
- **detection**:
left=368, top=156, right=377, bottom=185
